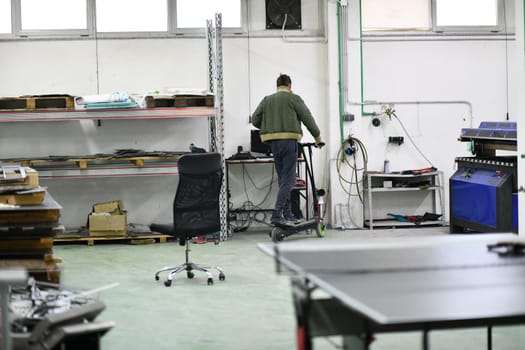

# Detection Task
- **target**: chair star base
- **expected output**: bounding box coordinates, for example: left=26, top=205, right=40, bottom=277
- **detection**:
left=154, top=241, right=225, bottom=287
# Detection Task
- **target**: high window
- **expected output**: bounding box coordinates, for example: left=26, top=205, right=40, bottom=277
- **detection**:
left=176, top=0, right=242, bottom=29
left=96, top=0, right=168, bottom=32
left=362, top=0, right=431, bottom=31
left=17, top=0, right=89, bottom=34
left=432, top=0, right=502, bottom=32
left=362, top=0, right=504, bottom=33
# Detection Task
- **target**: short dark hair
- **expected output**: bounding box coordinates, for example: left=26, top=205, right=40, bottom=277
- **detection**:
left=276, top=74, right=292, bottom=87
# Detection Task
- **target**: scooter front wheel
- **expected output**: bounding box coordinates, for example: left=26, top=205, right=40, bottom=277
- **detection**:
left=316, top=220, right=325, bottom=237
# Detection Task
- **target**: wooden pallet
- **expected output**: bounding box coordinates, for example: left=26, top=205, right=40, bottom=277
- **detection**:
left=0, top=189, right=46, bottom=206
left=0, top=210, right=60, bottom=225
left=0, top=193, right=61, bottom=225
left=0, top=95, right=75, bottom=111
left=0, top=237, right=54, bottom=251
left=0, top=259, right=61, bottom=283
left=54, top=233, right=171, bottom=246
left=145, top=95, right=214, bottom=108
left=0, top=249, right=53, bottom=260
left=0, top=223, right=64, bottom=237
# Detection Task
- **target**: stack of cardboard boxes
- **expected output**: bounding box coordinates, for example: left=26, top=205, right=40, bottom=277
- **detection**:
left=0, top=165, right=62, bottom=283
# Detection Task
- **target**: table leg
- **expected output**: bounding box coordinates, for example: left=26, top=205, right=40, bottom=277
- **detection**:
left=296, top=322, right=311, bottom=350
left=487, top=326, right=492, bottom=350
left=422, top=330, right=429, bottom=350
left=292, top=277, right=313, bottom=350
left=1, top=284, right=11, bottom=350
left=0, top=269, right=27, bottom=350
left=342, top=333, right=370, bottom=350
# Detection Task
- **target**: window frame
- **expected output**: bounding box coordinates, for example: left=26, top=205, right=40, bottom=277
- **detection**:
left=0, top=0, right=509, bottom=39
left=431, top=0, right=504, bottom=33
left=13, top=0, right=94, bottom=37
left=361, top=0, right=432, bottom=32
left=170, top=0, right=246, bottom=36
left=0, top=0, right=13, bottom=36
left=94, top=0, right=170, bottom=34
left=5, top=0, right=248, bottom=39
left=361, top=0, right=508, bottom=36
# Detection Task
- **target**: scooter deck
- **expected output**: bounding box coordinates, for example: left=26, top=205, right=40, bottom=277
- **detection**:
left=270, top=217, right=322, bottom=242
left=273, top=218, right=318, bottom=233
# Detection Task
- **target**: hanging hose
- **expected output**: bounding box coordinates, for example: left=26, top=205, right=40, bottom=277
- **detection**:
left=336, top=135, right=368, bottom=201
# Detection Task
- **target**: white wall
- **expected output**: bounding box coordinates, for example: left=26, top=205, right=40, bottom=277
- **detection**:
left=331, top=38, right=514, bottom=227
left=0, top=0, right=520, bottom=231
left=328, top=0, right=519, bottom=229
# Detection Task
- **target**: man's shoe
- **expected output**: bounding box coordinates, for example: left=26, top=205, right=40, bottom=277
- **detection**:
left=284, top=213, right=303, bottom=224
left=271, top=217, right=296, bottom=227
left=285, top=217, right=303, bottom=224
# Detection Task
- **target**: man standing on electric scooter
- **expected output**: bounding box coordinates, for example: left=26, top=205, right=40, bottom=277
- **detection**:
left=252, top=73, right=324, bottom=226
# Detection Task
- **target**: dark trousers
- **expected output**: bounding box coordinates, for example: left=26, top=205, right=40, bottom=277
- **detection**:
left=269, top=139, right=298, bottom=218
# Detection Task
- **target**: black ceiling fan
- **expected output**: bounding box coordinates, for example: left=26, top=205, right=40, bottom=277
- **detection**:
left=265, top=0, right=302, bottom=30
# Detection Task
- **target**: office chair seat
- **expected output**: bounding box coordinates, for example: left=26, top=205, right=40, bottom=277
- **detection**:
left=150, top=152, right=225, bottom=287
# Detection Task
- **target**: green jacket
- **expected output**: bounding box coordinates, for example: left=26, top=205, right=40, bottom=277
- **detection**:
left=252, top=90, right=321, bottom=143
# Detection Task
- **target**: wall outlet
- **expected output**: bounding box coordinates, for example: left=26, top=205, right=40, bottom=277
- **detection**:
left=388, top=136, right=404, bottom=145
left=343, top=113, right=355, bottom=122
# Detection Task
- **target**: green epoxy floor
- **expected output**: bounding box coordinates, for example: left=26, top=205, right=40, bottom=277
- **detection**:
left=53, top=228, right=525, bottom=350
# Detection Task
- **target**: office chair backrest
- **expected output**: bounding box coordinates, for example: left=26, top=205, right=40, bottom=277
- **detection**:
left=173, top=152, right=223, bottom=236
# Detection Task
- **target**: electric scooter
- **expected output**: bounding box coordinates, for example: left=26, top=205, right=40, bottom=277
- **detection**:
left=270, top=142, right=326, bottom=242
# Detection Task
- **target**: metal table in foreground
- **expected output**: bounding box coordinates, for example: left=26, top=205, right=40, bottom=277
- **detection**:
left=0, top=268, right=27, bottom=350
left=258, top=233, right=525, bottom=350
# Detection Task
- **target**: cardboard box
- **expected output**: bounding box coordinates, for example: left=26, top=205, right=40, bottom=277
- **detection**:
left=92, top=200, right=123, bottom=214
left=88, top=199, right=127, bottom=237
left=88, top=213, right=127, bottom=237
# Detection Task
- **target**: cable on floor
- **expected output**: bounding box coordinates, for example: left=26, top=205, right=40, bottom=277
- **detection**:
left=241, top=162, right=276, bottom=207
left=229, top=163, right=277, bottom=231
left=229, top=201, right=273, bottom=232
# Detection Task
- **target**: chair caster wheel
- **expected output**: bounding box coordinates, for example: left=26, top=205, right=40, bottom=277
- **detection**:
left=207, top=278, right=214, bottom=285
left=155, top=275, right=159, bottom=281
left=187, top=271, right=195, bottom=279
left=219, top=273, right=225, bottom=281
left=164, top=280, right=172, bottom=287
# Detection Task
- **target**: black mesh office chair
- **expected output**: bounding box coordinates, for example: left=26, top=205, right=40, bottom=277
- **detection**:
left=150, top=152, right=225, bottom=287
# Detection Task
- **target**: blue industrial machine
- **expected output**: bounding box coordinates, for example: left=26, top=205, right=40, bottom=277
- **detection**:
left=450, top=121, right=518, bottom=233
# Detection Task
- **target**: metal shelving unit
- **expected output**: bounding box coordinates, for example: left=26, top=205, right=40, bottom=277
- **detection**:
left=363, top=171, right=446, bottom=230
left=0, top=16, right=226, bottom=238
left=34, top=162, right=180, bottom=179
left=0, top=107, right=215, bottom=122
left=0, top=107, right=215, bottom=178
